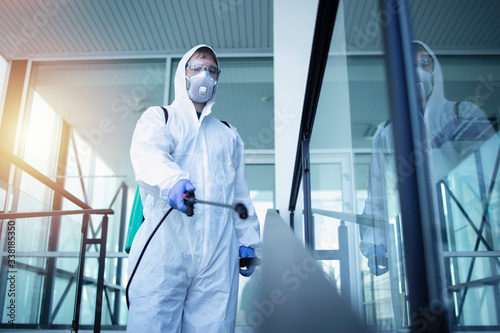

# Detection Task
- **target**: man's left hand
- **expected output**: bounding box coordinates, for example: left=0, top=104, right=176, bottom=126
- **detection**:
left=239, top=246, right=256, bottom=277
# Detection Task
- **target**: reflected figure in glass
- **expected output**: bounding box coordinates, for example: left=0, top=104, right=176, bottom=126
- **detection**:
left=359, top=40, right=497, bottom=276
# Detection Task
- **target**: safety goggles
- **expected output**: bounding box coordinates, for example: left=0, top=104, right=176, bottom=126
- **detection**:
left=186, top=62, right=221, bottom=76
left=415, top=55, right=434, bottom=70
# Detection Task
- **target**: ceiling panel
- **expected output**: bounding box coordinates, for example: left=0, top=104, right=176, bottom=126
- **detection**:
left=0, top=0, right=498, bottom=59
left=0, top=0, right=273, bottom=59
left=342, top=0, right=500, bottom=54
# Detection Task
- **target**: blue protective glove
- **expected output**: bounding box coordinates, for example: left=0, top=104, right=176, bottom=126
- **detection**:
left=367, top=244, right=388, bottom=276
left=168, top=179, right=195, bottom=214
left=239, top=246, right=256, bottom=277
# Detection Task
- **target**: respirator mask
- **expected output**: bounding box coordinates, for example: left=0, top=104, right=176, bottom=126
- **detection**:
left=415, top=66, right=433, bottom=100
left=186, top=66, right=218, bottom=103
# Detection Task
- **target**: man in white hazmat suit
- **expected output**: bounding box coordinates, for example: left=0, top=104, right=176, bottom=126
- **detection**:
left=360, top=40, right=496, bottom=275
left=127, top=44, right=262, bottom=332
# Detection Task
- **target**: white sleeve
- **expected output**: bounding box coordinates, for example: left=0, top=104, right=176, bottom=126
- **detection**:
left=129, top=106, right=189, bottom=201
left=452, top=102, right=497, bottom=157
left=231, top=128, right=263, bottom=257
left=360, top=129, right=389, bottom=257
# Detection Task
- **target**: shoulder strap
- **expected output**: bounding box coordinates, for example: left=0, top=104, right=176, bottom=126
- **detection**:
left=160, top=107, right=227, bottom=128
left=160, top=106, right=168, bottom=124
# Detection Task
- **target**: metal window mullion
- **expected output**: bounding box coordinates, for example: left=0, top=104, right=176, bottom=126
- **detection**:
left=302, top=139, right=314, bottom=250
left=379, top=0, right=449, bottom=331
left=72, top=213, right=89, bottom=333
left=113, top=183, right=128, bottom=324
left=40, top=120, right=70, bottom=325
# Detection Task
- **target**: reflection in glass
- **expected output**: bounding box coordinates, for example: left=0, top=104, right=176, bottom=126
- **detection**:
left=438, top=133, right=500, bottom=327
left=309, top=0, right=406, bottom=330
left=410, top=10, right=500, bottom=326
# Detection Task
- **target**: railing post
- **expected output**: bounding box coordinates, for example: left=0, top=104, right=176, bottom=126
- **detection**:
left=72, top=213, right=89, bottom=333
left=72, top=212, right=109, bottom=333
left=41, top=122, right=70, bottom=326
left=94, top=214, right=108, bottom=332
left=114, top=183, right=128, bottom=324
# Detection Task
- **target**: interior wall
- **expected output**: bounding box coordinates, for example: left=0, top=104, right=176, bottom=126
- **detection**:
left=273, top=0, right=319, bottom=231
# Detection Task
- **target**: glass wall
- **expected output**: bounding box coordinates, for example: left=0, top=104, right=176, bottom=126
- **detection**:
left=237, top=163, right=275, bottom=326
left=0, top=59, right=165, bottom=328
left=301, top=0, right=500, bottom=332
left=1, top=86, right=65, bottom=325
left=0, top=53, right=274, bottom=329
left=307, top=1, right=406, bottom=329
left=409, top=1, right=500, bottom=329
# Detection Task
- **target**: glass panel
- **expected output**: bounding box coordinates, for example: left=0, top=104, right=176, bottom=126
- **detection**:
left=63, top=130, right=93, bottom=210
left=320, top=259, right=341, bottom=290
left=354, top=154, right=371, bottom=214
left=34, top=58, right=166, bottom=192
left=0, top=59, right=144, bottom=328
left=236, top=163, right=275, bottom=327
left=312, top=163, right=342, bottom=251
left=1, top=184, right=53, bottom=324
left=51, top=272, right=77, bottom=324
left=0, top=180, right=6, bottom=212
left=309, top=0, right=408, bottom=330
left=0, top=55, right=8, bottom=126
left=409, top=0, right=500, bottom=330
left=0, top=175, right=128, bottom=326
left=18, top=92, right=61, bottom=212
left=245, top=164, right=275, bottom=229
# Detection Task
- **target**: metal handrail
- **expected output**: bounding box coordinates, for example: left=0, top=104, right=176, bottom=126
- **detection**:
left=312, top=208, right=387, bottom=229
left=0, top=209, right=114, bottom=219
left=0, top=145, right=115, bottom=332
left=1, top=251, right=128, bottom=258
left=0, top=146, right=91, bottom=210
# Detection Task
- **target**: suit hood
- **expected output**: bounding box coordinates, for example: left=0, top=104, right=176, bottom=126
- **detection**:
left=412, top=40, right=447, bottom=109
left=171, top=44, right=219, bottom=120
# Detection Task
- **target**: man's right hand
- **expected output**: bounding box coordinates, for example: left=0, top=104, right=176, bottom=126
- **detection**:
left=367, top=244, right=388, bottom=276
left=168, top=179, right=196, bottom=213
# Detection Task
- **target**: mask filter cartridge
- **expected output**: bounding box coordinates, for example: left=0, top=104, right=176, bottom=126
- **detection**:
left=186, top=70, right=217, bottom=103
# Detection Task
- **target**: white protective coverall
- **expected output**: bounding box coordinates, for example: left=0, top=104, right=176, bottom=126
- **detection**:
left=127, top=44, right=262, bottom=332
left=360, top=40, right=496, bottom=257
